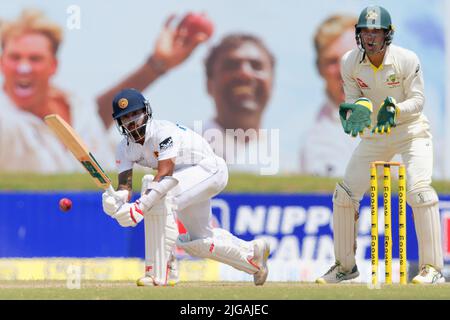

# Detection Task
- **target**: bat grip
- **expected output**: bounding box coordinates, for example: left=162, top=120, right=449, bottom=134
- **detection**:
left=106, top=184, right=115, bottom=196
left=106, top=184, right=127, bottom=207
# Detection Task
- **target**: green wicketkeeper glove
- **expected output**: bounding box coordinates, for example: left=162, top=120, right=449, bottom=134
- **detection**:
left=372, top=97, right=398, bottom=134
left=339, top=98, right=373, bottom=137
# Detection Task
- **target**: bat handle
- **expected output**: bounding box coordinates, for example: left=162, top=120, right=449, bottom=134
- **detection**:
left=106, top=184, right=127, bottom=207
left=106, top=184, right=115, bottom=196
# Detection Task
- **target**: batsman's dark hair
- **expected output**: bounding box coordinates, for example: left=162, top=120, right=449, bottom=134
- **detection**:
left=204, top=33, right=276, bottom=79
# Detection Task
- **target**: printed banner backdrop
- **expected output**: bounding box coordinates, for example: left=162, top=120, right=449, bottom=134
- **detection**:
left=0, top=0, right=448, bottom=177
left=1, top=192, right=449, bottom=282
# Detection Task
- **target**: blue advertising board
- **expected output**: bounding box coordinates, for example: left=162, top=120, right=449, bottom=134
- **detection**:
left=1, top=192, right=450, bottom=265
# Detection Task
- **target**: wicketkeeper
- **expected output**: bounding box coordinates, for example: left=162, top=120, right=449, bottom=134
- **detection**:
left=101, top=88, right=270, bottom=286
left=316, top=5, right=445, bottom=284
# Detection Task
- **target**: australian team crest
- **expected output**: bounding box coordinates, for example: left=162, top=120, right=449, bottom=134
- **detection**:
left=118, top=98, right=128, bottom=109
left=366, top=9, right=378, bottom=21
left=386, top=74, right=400, bottom=87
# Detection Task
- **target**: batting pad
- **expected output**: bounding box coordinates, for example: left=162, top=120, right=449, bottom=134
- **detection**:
left=332, top=183, right=359, bottom=271
left=176, top=228, right=259, bottom=274
left=408, top=188, right=444, bottom=270
left=144, top=199, right=178, bottom=285
left=139, top=175, right=178, bottom=212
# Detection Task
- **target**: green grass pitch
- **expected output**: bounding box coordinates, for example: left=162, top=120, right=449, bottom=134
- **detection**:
left=3, top=171, right=450, bottom=193
left=1, top=281, right=450, bottom=300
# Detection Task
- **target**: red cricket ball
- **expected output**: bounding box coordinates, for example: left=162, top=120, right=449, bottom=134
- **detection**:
left=178, top=12, right=214, bottom=39
left=59, top=198, right=72, bottom=212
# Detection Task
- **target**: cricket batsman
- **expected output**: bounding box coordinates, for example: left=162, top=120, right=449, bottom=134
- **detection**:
left=101, top=88, right=270, bottom=286
left=316, top=5, right=445, bottom=284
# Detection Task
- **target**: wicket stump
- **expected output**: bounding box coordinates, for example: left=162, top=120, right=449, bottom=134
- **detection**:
left=370, top=161, right=407, bottom=285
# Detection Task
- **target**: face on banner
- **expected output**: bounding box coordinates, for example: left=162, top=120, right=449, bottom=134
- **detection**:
left=0, top=1, right=446, bottom=177
left=1, top=33, right=57, bottom=111
left=317, top=29, right=355, bottom=106
left=207, top=42, right=274, bottom=119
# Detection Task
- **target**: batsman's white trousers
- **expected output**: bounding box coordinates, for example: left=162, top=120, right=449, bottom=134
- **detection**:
left=170, top=156, right=260, bottom=274
left=169, top=156, right=228, bottom=239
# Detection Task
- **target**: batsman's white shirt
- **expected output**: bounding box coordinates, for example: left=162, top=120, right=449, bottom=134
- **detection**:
left=116, top=119, right=228, bottom=240
left=116, top=119, right=218, bottom=173
left=340, top=44, right=433, bottom=199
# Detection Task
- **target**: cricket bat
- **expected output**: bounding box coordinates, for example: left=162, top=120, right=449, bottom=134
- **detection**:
left=44, top=114, right=114, bottom=194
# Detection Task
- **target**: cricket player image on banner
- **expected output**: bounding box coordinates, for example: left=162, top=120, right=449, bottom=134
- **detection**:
left=316, top=5, right=445, bottom=284
left=0, top=1, right=445, bottom=176
left=101, top=88, right=270, bottom=286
